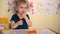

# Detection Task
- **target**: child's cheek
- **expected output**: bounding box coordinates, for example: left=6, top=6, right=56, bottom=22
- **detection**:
left=19, top=8, right=21, bottom=11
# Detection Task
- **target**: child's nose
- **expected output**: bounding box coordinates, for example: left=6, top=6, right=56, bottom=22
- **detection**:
left=23, top=9, right=26, bottom=12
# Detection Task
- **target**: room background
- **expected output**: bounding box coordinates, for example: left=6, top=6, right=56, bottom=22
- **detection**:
left=0, top=0, right=60, bottom=33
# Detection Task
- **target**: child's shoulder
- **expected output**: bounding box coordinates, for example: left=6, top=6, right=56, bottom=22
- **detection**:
left=12, top=13, right=17, bottom=17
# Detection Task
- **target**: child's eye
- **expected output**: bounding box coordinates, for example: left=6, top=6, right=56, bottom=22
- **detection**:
left=20, top=7, right=27, bottom=9
left=25, top=7, right=27, bottom=9
left=20, top=7, right=23, bottom=8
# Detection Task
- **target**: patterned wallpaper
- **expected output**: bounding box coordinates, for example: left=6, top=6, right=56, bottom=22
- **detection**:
left=8, top=0, right=60, bottom=16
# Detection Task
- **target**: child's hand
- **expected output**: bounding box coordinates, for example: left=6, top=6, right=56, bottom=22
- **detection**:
left=22, top=13, right=27, bottom=19
left=18, top=20, right=23, bottom=25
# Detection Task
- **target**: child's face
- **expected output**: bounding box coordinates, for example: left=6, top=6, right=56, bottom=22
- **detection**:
left=17, top=3, right=27, bottom=14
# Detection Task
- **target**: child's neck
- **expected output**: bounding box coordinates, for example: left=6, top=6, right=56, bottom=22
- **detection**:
left=17, top=12, right=22, bottom=16
left=17, top=13, right=23, bottom=20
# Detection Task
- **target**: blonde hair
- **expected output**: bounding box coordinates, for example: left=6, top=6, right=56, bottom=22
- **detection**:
left=13, top=0, right=30, bottom=12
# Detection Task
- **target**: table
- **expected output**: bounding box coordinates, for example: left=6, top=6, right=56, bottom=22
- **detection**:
left=1, top=29, right=56, bottom=34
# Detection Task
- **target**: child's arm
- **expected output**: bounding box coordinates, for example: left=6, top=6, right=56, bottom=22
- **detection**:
left=25, top=17, right=32, bottom=27
left=10, top=21, right=19, bottom=29
left=22, top=14, right=32, bottom=27
left=10, top=20, right=23, bottom=29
